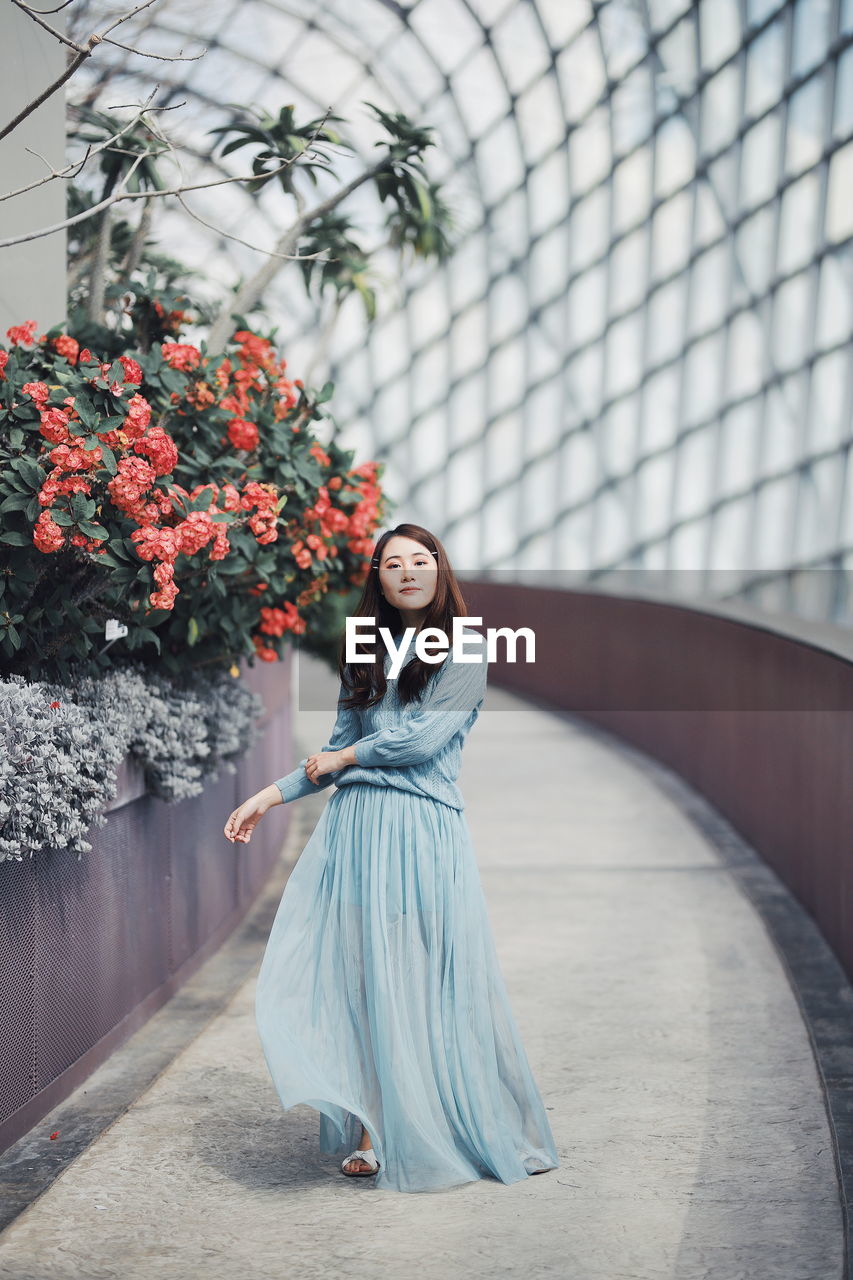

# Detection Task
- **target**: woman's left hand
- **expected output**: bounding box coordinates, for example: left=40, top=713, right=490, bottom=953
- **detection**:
left=305, top=748, right=348, bottom=784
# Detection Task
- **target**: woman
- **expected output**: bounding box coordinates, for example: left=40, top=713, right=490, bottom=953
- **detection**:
left=224, top=523, right=559, bottom=1192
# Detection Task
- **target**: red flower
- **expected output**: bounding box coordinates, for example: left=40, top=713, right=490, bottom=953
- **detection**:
left=161, top=342, right=200, bottom=371
left=132, top=424, right=178, bottom=476
left=22, top=381, right=50, bottom=406
left=175, top=510, right=216, bottom=555
left=252, top=634, right=279, bottom=661
left=213, top=357, right=232, bottom=390
left=227, top=418, right=259, bottom=451
left=123, top=393, right=152, bottom=438
left=186, top=380, right=216, bottom=410
left=39, top=407, right=72, bottom=445
left=233, top=329, right=275, bottom=371
left=49, top=700, right=60, bottom=709
left=33, top=511, right=65, bottom=553
left=53, top=334, right=79, bottom=365
left=309, top=442, right=331, bottom=467
left=5, top=320, right=37, bottom=346
left=107, top=456, right=157, bottom=518
left=118, top=355, right=143, bottom=384
left=290, top=539, right=312, bottom=569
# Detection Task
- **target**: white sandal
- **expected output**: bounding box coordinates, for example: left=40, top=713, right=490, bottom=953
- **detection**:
left=341, top=1147, right=380, bottom=1176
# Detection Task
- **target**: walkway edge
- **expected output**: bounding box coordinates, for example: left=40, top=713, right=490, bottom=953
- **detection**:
left=548, top=704, right=853, bottom=1280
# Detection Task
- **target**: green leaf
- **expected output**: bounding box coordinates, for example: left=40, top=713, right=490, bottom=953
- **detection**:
left=160, top=369, right=186, bottom=395
left=92, top=550, right=127, bottom=570
left=191, top=487, right=215, bottom=511
left=71, top=491, right=95, bottom=520
left=15, top=457, right=45, bottom=488
left=73, top=394, right=97, bottom=430
left=104, top=539, right=132, bottom=563
left=0, top=530, right=30, bottom=545
left=0, top=493, right=32, bottom=512
left=9, top=427, right=24, bottom=448
left=187, top=616, right=199, bottom=646
left=98, top=444, right=117, bottom=476
left=135, top=627, right=161, bottom=654
left=78, top=520, right=108, bottom=540
left=3, top=471, right=28, bottom=493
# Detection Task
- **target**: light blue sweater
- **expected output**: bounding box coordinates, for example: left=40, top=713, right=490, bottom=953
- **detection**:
left=273, top=626, right=489, bottom=811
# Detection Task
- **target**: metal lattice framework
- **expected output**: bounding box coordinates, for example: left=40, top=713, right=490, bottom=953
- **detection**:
left=67, top=0, right=853, bottom=619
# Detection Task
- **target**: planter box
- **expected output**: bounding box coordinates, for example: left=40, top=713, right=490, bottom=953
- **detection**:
left=0, top=651, right=296, bottom=1156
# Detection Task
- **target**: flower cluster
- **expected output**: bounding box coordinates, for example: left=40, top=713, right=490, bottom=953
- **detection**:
left=166, top=329, right=300, bottom=453
left=3, top=325, right=298, bottom=612
left=20, top=350, right=182, bottom=561
left=0, top=311, right=388, bottom=677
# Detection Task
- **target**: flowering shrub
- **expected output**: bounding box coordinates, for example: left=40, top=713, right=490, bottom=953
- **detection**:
left=0, top=663, right=264, bottom=862
left=0, top=316, right=388, bottom=679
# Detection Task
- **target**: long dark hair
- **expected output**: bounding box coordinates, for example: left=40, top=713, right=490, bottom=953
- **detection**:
left=336, top=523, right=468, bottom=710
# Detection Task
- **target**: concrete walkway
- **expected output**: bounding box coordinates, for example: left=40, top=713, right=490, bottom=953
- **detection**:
left=0, top=661, right=844, bottom=1280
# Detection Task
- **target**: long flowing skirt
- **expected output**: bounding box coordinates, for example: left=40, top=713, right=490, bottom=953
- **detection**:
left=254, top=781, right=560, bottom=1192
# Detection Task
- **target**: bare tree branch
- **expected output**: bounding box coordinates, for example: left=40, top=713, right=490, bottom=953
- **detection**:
left=0, top=144, right=338, bottom=248
left=25, top=1, right=79, bottom=14
left=87, top=202, right=114, bottom=323
left=100, top=34, right=205, bottom=61
left=172, top=188, right=334, bottom=264
left=11, top=0, right=178, bottom=53
left=0, top=88, right=167, bottom=204
left=1, top=0, right=204, bottom=144
left=206, top=155, right=390, bottom=354
left=123, top=193, right=153, bottom=277
left=1, top=45, right=92, bottom=143
left=10, top=0, right=101, bottom=54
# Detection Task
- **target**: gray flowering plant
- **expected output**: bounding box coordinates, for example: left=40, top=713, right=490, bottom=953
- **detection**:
left=0, top=663, right=264, bottom=861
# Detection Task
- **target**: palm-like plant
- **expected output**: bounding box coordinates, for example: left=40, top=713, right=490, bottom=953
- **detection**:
left=366, top=103, right=455, bottom=263
left=204, top=100, right=456, bottom=355
left=297, top=211, right=377, bottom=322
left=207, top=104, right=353, bottom=196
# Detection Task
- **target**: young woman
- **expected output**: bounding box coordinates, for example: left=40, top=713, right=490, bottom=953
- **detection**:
left=224, top=522, right=559, bottom=1192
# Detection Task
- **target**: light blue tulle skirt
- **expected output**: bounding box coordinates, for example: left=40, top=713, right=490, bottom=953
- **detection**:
left=254, top=781, right=559, bottom=1192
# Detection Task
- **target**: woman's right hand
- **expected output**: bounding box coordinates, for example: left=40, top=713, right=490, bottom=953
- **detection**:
left=224, top=784, right=282, bottom=844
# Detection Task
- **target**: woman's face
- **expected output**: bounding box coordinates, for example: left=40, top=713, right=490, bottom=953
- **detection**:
left=378, top=536, right=438, bottom=616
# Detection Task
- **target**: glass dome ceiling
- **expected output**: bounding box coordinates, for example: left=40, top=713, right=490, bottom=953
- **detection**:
left=67, top=0, right=853, bottom=619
